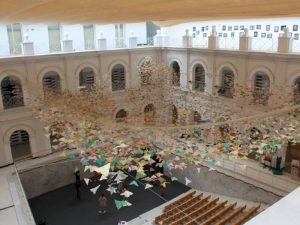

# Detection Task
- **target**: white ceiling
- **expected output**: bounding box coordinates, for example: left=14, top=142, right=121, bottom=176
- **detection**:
left=1, top=0, right=300, bottom=26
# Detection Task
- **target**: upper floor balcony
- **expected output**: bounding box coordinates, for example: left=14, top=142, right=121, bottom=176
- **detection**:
left=0, top=26, right=299, bottom=58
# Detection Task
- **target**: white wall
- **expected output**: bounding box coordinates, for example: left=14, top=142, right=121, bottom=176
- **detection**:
left=22, top=24, right=49, bottom=54
left=95, top=24, right=116, bottom=49
left=0, top=25, right=10, bottom=57
left=0, top=23, right=148, bottom=56
left=61, top=24, right=84, bottom=51
left=245, top=187, right=300, bottom=225
left=166, top=17, right=300, bottom=50
left=126, top=22, right=147, bottom=44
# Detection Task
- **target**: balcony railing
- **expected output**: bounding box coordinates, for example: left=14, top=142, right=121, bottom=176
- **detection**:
left=1, top=30, right=299, bottom=57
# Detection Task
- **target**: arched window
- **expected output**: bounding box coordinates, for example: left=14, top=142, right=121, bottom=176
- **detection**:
left=79, top=67, right=95, bottom=89
left=194, top=64, right=205, bottom=92
left=294, top=77, right=300, bottom=104
left=219, top=68, right=234, bottom=98
left=144, top=104, right=155, bottom=124
left=43, top=71, right=61, bottom=94
left=193, top=111, right=201, bottom=123
left=171, top=61, right=180, bottom=87
left=10, top=130, right=31, bottom=161
left=170, top=105, right=178, bottom=124
left=116, top=109, right=127, bottom=122
left=253, top=72, right=270, bottom=105
left=139, top=57, right=153, bottom=85
left=112, top=64, right=125, bottom=91
left=1, top=76, right=24, bottom=109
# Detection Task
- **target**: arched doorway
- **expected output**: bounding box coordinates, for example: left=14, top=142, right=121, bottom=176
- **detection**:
left=116, top=109, right=127, bottom=123
left=171, top=61, right=180, bottom=87
left=219, top=67, right=234, bottom=98
left=193, top=111, right=201, bottom=123
left=42, top=71, right=61, bottom=95
left=1, top=76, right=24, bottom=109
left=253, top=72, right=270, bottom=105
left=194, top=64, right=205, bottom=92
left=144, top=104, right=155, bottom=124
left=79, top=67, right=95, bottom=90
left=10, top=130, right=31, bottom=161
left=112, top=64, right=126, bottom=91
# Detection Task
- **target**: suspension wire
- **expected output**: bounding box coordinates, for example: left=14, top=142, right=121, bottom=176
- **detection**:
left=126, top=103, right=300, bottom=130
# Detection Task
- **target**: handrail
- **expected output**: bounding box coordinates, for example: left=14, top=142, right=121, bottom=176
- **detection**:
left=12, top=165, right=36, bottom=225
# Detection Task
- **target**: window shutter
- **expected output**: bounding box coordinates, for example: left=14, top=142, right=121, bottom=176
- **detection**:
left=84, top=25, right=95, bottom=50
left=48, top=24, right=61, bottom=52
left=7, top=23, right=22, bottom=55
left=112, top=65, right=125, bottom=91
left=194, top=65, right=205, bottom=92
left=10, top=130, right=29, bottom=145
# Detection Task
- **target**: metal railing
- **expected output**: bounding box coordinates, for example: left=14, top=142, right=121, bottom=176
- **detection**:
left=193, top=37, right=208, bottom=48
left=214, top=155, right=300, bottom=194
left=3, top=34, right=300, bottom=58
left=8, top=165, right=36, bottom=225
left=251, top=38, right=278, bottom=52
left=218, top=37, right=239, bottom=50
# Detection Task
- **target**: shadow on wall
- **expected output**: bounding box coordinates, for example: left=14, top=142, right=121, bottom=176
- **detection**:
left=165, top=163, right=281, bottom=205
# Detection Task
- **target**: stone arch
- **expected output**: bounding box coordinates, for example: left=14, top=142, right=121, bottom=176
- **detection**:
left=42, top=71, right=62, bottom=94
left=286, top=70, right=300, bottom=88
left=168, top=58, right=183, bottom=69
left=216, top=62, right=238, bottom=87
left=190, top=59, right=208, bottom=75
left=144, top=103, right=155, bottom=124
left=112, top=105, right=130, bottom=120
left=193, top=111, right=202, bottom=123
left=109, top=60, right=128, bottom=92
left=192, top=63, right=206, bottom=92
left=0, top=70, right=28, bottom=109
left=1, top=75, right=25, bottom=109
left=169, top=60, right=181, bottom=87
left=248, top=66, right=274, bottom=88
left=37, top=66, right=66, bottom=92
left=217, top=63, right=237, bottom=98
left=108, top=59, right=129, bottom=75
left=3, top=124, right=37, bottom=163
left=75, top=63, right=98, bottom=88
left=249, top=68, right=272, bottom=105
left=115, top=109, right=128, bottom=123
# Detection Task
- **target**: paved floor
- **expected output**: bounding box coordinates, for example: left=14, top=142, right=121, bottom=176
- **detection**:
left=29, top=175, right=190, bottom=225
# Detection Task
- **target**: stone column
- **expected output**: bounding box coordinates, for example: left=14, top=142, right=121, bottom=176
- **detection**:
left=154, top=30, right=163, bottom=47
left=97, top=33, right=107, bottom=50
left=128, top=32, right=138, bottom=48
left=62, top=33, right=73, bottom=52
left=182, top=29, right=193, bottom=48
left=0, top=95, right=4, bottom=110
left=239, top=28, right=252, bottom=51
left=278, top=27, right=293, bottom=53
left=161, top=28, right=170, bottom=47
left=208, top=26, right=219, bottom=49
left=22, top=33, right=34, bottom=55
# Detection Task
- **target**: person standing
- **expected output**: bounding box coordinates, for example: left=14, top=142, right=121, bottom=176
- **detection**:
left=75, top=171, right=82, bottom=200
left=98, top=194, right=108, bottom=214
